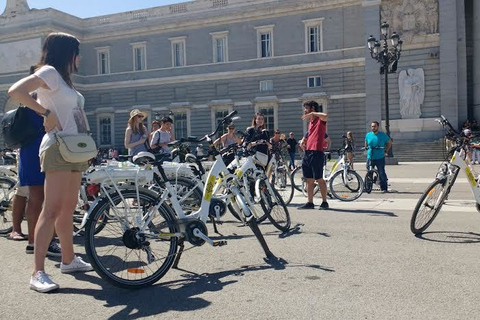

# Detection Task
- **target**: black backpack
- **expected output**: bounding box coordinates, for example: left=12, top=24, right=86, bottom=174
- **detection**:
left=1, top=106, right=39, bottom=149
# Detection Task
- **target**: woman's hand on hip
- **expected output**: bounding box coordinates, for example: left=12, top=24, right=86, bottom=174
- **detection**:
left=43, top=112, right=61, bottom=132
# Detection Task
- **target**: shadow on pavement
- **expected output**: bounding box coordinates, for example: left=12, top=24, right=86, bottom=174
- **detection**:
left=61, top=256, right=333, bottom=319
left=326, top=208, right=397, bottom=217
left=414, top=231, right=480, bottom=244
left=325, top=208, right=398, bottom=217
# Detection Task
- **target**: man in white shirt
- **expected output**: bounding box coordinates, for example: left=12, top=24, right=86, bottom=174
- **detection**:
left=150, top=116, right=175, bottom=154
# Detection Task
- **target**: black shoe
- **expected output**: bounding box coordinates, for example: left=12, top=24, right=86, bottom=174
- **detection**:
left=298, top=202, right=314, bottom=210
left=26, top=244, right=34, bottom=254
left=319, top=202, right=329, bottom=210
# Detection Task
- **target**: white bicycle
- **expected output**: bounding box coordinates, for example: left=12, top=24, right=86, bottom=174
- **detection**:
left=291, top=143, right=364, bottom=201
left=83, top=111, right=275, bottom=288
left=410, top=116, right=478, bottom=234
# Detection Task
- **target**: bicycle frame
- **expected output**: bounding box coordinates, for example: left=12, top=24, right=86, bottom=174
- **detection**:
left=446, top=148, right=480, bottom=204
left=324, top=153, right=345, bottom=182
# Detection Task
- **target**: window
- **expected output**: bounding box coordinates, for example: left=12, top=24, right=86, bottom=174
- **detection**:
left=215, top=109, right=230, bottom=136
left=255, top=25, right=274, bottom=58
left=307, top=76, right=322, bottom=88
left=173, top=112, right=188, bottom=139
left=170, top=36, right=186, bottom=67
left=95, top=47, right=110, bottom=74
left=210, top=31, right=229, bottom=63
left=260, top=80, right=273, bottom=92
left=303, top=18, right=324, bottom=53
left=308, top=26, right=319, bottom=52
left=257, top=107, right=275, bottom=135
left=131, top=42, right=147, bottom=71
left=96, top=114, right=114, bottom=147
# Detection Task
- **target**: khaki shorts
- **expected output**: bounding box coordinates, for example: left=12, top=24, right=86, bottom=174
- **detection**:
left=40, top=143, right=89, bottom=172
left=15, top=186, right=29, bottom=198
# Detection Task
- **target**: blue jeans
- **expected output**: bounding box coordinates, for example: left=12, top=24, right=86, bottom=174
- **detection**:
left=289, top=152, right=296, bottom=169
left=366, top=158, right=388, bottom=191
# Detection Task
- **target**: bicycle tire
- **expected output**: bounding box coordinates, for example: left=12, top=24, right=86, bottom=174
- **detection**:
left=73, top=208, right=108, bottom=236
left=291, top=166, right=319, bottom=196
left=364, top=172, right=373, bottom=194
left=291, top=167, right=303, bottom=192
left=0, top=177, right=16, bottom=234
left=259, top=180, right=291, bottom=232
left=271, top=169, right=294, bottom=205
left=410, top=179, right=450, bottom=235
left=227, top=196, right=243, bottom=222
left=329, top=169, right=364, bottom=202
left=84, top=188, right=178, bottom=289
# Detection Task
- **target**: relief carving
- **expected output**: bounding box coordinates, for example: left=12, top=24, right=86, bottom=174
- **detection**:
left=399, top=68, right=425, bottom=119
left=381, top=0, right=438, bottom=43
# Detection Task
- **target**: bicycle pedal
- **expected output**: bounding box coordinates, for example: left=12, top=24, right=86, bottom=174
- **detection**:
left=213, top=240, right=227, bottom=247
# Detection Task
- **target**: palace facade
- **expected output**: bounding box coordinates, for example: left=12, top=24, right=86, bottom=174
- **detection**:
left=0, top=0, right=479, bottom=151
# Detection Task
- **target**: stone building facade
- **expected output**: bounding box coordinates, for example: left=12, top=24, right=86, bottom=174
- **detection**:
left=0, top=0, right=479, bottom=151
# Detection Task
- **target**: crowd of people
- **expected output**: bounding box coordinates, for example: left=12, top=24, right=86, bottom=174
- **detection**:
left=4, top=31, right=394, bottom=294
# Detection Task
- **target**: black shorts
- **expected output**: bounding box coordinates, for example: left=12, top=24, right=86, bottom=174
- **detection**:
left=302, top=150, right=325, bottom=180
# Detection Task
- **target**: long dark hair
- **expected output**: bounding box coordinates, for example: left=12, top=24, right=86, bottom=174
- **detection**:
left=251, top=112, right=265, bottom=129
left=35, top=32, right=80, bottom=88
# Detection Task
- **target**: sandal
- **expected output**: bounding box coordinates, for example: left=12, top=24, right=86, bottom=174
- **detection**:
left=6, top=232, right=28, bottom=241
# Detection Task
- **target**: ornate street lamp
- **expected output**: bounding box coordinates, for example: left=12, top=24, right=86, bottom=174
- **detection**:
left=367, top=22, right=402, bottom=158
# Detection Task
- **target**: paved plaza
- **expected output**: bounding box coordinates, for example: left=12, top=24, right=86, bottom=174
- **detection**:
left=2, top=162, right=480, bottom=319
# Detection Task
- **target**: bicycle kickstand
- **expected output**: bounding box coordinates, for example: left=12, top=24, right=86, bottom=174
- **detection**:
left=210, top=217, right=224, bottom=235
left=172, top=239, right=185, bottom=269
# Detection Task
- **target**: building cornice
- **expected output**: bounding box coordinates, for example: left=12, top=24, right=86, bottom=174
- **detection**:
left=0, top=0, right=361, bottom=43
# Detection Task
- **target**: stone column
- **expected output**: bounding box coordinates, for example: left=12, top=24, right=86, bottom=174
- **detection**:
left=474, top=0, right=480, bottom=120
left=456, top=0, right=468, bottom=122
left=439, top=0, right=460, bottom=128
left=362, top=0, right=382, bottom=132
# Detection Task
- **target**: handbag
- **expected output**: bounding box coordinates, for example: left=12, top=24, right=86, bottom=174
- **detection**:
left=55, top=133, right=97, bottom=163
left=55, top=100, right=97, bottom=163
left=1, top=106, right=40, bottom=149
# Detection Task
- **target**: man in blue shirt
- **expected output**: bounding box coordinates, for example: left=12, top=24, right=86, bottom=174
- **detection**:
left=364, top=121, right=392, bottom=193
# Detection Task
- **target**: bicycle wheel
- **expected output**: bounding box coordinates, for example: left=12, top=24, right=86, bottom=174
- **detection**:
left=291, top=167, right=303, bottom=192
left=364, top=171, right=373, bottom=194
left=271, top=168, right=294, bottom=205
left=0, top=177, right=16, bottom=234
left=259, top=180, right=291, bottom=232
left=410, top=179, right=451, bottom=235
left=329, top=169, right=364, bottom=201
left=84, top=188, right=178, bottom=289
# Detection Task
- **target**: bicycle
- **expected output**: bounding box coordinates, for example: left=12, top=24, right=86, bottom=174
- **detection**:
left=83, top=111, right=275, bottom=288
left=0, top=165, right=18, bottom=234
left=410, top=115, right=474, bottom=235
left=223, top=142, right=291, bottom=232
left=362, top=147, right=382, bottom=194
left=291, top=143, right=364, bottom=201
left=267, top=146, right=294, bottom=205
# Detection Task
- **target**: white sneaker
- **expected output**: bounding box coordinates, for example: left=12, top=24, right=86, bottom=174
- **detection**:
left=30, top=271, right=59, bottom=293
left=60, top=255, right=93, bottom=274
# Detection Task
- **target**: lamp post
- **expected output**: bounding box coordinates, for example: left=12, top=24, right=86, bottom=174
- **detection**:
left=367, top=22, right=402, bottom=158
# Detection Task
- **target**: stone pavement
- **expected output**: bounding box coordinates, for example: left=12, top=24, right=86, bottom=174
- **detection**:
left=2, top=161, right=480, bottom=319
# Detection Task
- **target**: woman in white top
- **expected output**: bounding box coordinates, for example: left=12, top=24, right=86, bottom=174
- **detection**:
left=8, top=32, right=93, bottom=293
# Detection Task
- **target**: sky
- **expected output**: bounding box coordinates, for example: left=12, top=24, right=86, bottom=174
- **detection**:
left=0, top=0, right=188, bottom=18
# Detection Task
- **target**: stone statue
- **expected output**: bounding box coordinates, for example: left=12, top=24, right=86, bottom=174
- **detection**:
left=1, top=0, right=30, bottom=16
left=398, top=68, right=425, bottom=119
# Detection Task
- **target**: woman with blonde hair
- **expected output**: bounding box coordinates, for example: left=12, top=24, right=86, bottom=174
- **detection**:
left=8, top=32, right=93, bottom=293
left=124, top=109, right=149, bottom=156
